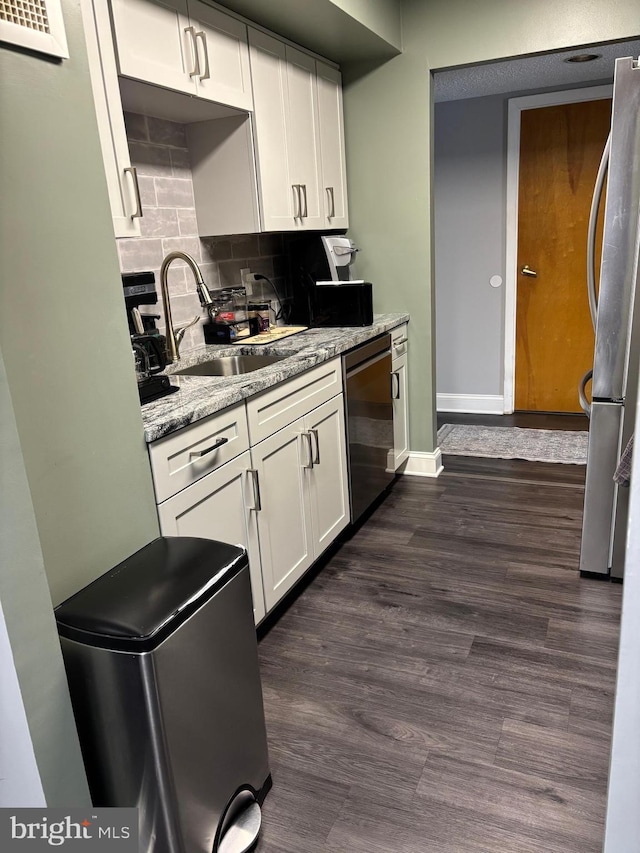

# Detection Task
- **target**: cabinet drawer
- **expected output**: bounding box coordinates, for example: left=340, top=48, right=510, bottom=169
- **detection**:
left=149, top=402, right=249, bottom=502
left=247, top=358, right=343, bottom=445
left=391, top=324, right=409, bottom=359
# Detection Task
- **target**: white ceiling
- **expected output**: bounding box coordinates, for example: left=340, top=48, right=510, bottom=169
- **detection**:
left=433, top=39, right=640, bottom=102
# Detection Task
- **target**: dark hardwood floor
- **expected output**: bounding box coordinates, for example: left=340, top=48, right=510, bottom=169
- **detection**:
left=255, top=456, right=621, bottom=853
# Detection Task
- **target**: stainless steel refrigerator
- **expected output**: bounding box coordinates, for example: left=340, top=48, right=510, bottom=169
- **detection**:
left=579, top=56, right=640, bottom=579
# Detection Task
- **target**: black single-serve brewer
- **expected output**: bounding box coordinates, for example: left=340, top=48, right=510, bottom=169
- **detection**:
left=286, top=234, right=374, bottom=327
left=123, top=271, right=177, bottom=404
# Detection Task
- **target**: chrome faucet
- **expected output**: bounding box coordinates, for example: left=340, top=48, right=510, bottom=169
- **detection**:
left=159, top=251, right=213, bottom=362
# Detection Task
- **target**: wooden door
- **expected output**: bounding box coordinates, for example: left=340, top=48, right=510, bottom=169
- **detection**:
left=515, top=99, right=611, bottom=412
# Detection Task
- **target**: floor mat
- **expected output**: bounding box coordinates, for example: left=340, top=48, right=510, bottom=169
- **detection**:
left=437, top=423, right=588, bottom=464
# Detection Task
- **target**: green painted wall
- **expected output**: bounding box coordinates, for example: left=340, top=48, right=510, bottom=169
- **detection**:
left=0, top=0, right=159, bottom=607
left=342, top=0, right=640, bottom=452
left=330, top=0, right=402, bottom=49
left=0, top=346, right=90, bottom=806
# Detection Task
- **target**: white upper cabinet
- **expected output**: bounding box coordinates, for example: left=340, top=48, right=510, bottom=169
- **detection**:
left=189, top=0, right=253, bottom=110
left=316, top=62, right=349, bottom=229
left=81, top=0, right=142, bottom=237
left=248, top=28, right=347, bottom=232
left=285, top=46, right=323, bottom=229
left=247, top=30, right=296, bottom=231
left=109, top=0, right=252, bottom=110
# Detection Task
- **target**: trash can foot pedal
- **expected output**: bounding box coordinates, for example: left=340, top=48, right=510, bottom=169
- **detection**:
left=218, top=790, right=262, bottom=853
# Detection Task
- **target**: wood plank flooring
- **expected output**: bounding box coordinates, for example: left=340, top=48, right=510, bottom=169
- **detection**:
left=255, top=456, right=621, bottom=852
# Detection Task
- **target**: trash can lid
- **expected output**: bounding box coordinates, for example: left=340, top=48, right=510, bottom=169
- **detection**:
left=55, top=537, right=248, bottom=652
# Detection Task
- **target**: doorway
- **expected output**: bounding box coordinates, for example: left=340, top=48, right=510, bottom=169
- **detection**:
left=504, top=85, right=612, bottom=413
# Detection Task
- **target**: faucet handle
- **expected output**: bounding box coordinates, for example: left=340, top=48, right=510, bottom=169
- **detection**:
left=174, top=315, right=200, bottom=350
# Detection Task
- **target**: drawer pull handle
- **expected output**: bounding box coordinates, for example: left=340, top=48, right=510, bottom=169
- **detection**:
left=196, top=31, right=210, bottom=81
left=124, top=166, right=143, bottom=219
left=393, top=336, right=408, bottom=348
left=185, top=26, right=201, bottom=78
left=292, top=184, right=301, bottom=218
left=190, top=437, right=228, bottom=458
left=248, top=468, right=261, bottom=511
left=391, top=372, right=400, bottom=400
left=311, top=428, right=320, bottom=465
left=301, top=432, right=314, bottom=469
left=326, top=186, right=335, bottom=218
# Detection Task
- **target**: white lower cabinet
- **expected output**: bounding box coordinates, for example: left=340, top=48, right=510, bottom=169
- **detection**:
left=391, top=353, right=409, bottom=469
left=157, top=449, right=266, bottom=625
left=252, top=394, right=349, bottom=612
left=150, top=359, right=350, bottom=622
left=251, top=420, right=314, bottom=613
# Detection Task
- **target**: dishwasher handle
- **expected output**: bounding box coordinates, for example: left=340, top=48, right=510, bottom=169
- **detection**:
left=343, top=334, right=391, bottom=374
left=345, top=348, right=391, bottom=380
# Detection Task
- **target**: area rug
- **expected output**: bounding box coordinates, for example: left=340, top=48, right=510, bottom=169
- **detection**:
left=437, top=424, right=588, bottom=465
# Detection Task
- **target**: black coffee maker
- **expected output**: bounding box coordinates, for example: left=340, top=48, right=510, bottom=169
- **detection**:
left=123, top=272, right=176, bottom=404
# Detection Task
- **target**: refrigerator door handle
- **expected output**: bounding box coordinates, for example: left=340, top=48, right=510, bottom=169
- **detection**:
left=586, top=133, right=611, bottom=330
left=578, top=368, right=593, bottom=418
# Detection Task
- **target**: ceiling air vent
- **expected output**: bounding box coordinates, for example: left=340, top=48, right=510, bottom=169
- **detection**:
left=0, top=0, right=68, bottom=58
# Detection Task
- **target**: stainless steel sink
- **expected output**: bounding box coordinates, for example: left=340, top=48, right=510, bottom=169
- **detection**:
left=173, top=354, right=287, bottom=377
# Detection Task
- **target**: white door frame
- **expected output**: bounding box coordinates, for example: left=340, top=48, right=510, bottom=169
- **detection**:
left=503, top=84, right=613, bottom=413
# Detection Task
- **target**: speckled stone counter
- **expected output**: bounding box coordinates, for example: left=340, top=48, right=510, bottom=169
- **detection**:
left=141, top=313, right=409, bottom=443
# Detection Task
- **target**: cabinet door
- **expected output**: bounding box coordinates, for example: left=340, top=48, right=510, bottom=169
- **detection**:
left=110, top=0, right=197, bottom=96
left=157, top=450, right=265, bottom=625
left=285, top=46, right=323, bottom=229
left=316, top=61, right=349, bottom=228
left=252, top=421, right=314, bottom=613
left=188, top=1, right=253, bottom=110
left=392, top=354, right=410, bottom=470
left=248, top=29, right=296, bottom=231
left=82, top=0, right=141, bottom=237
left=304, top=396, right=350, bottom=555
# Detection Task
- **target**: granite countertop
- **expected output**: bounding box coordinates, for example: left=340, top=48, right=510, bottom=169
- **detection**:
left=141, top=313, right=409, bottom=443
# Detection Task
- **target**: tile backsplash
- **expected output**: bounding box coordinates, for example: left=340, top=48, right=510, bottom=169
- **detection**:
left=117, top=112, right=288, bottom=354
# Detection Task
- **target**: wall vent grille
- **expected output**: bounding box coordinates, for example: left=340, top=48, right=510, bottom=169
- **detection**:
left=0, top=0, right=51, bottom=34
left=0, top=0, right=68, bottom=58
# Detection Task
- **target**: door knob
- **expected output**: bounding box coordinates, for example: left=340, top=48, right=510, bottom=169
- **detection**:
left=520, top=265, right=538, bottom=278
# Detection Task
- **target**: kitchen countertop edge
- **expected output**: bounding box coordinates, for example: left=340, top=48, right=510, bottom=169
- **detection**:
left=142, top=313, right=409, bottom=443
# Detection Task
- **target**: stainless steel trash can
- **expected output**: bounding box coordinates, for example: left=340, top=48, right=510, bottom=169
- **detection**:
left=55, top=537, right=271, bottom=853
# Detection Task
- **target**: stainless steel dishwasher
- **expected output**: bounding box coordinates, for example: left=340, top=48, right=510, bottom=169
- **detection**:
left=342, top=333, right=394, bottom=522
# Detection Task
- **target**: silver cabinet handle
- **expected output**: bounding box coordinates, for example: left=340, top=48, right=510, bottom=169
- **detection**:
left=391, top=372, right=400, bottom=400
left=185, top=26, right=201, bottom=78
left=326, top=186, right=335, bottom=218
left=189, top=436, right=228, bottom=458
left=301, top=432, right=314, bottom=468
left=195, top=30, right=210, bottom=80
left=247, top=468, right=261, bottom=511
left=124, top=166, right=143, bottom=219
left=520, top=265, right=538, bottom=278
left=301, top=184, right=308, bottom=218
left=310, top=428, right=320, bottom=465
left=292, top=184, right=301, bottom=218
left=393, top=336, right=408, bottom=348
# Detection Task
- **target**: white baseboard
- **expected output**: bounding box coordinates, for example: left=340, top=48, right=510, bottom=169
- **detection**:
left=437, top=393, right=504, bottom=414
left=402, top=448, right=443, bottom=478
